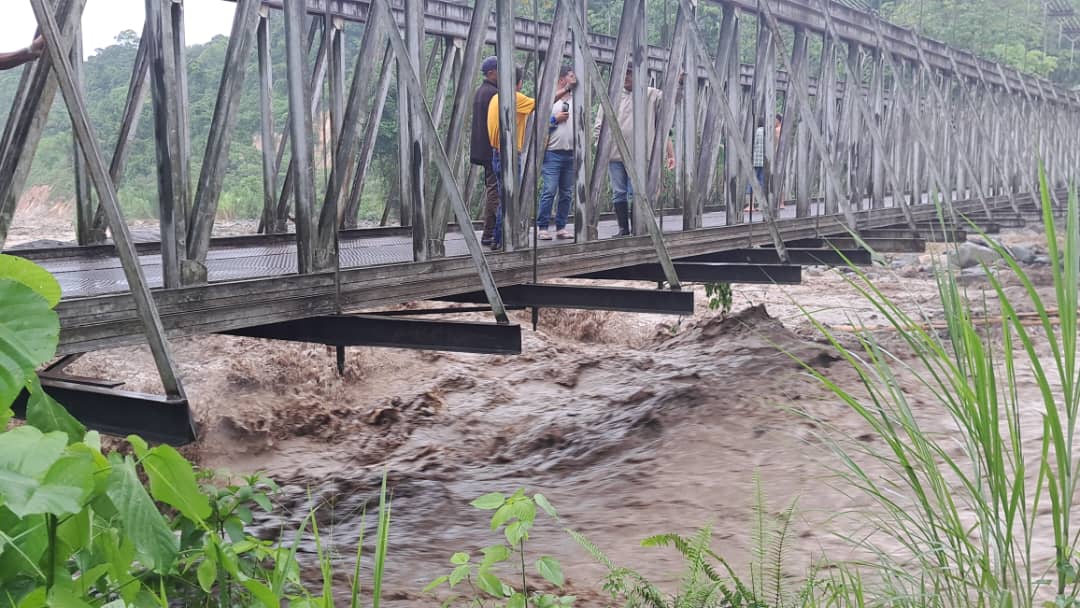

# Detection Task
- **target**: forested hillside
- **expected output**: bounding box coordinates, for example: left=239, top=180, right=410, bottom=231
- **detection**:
left=0, top=13, right=401, bottom=223
left=0, top=0, right=1075, bottom=222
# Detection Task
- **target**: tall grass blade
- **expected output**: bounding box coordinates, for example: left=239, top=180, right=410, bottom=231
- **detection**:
left=371, top=471, right=391, bottom=608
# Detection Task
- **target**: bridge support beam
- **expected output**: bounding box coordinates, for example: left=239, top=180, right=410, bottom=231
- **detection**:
left=576, top=263, right=801, bottom=284
left=864, top=227, right=966, bottom=243
left=438, top=284, right=695, bottom=315
left=783, top=237, right=926, bottom=253
left=224, top=315, right=522, bottom=355
left=680, top=248, right=873, bottom=266
left=12, top=378, right=195, bottom=446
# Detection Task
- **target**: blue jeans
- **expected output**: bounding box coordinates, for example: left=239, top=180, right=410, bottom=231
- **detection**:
left=538, top=150, right=574, bottom=230
left=746, top=166, right=765, bottom=194
left=609, top=161, right=634, bottom=209
left=491, top=149, right=521, bottom=247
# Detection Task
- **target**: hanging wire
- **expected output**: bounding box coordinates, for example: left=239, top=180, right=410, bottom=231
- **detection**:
left=325, top=18, right=345, bottom=374
left=530, top=0, right=541, bottom=331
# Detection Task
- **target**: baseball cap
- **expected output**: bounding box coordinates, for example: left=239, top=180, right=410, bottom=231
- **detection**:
left=481, top=56, right=498, bottom=74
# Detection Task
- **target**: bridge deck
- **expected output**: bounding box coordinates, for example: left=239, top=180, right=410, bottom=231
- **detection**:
left=5, top=194, right=1026, bottom=356
left=27, top=209, right=741, bottom=298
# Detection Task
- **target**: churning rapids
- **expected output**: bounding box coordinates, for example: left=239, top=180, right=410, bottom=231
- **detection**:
left=61, top=295, right=907, bottom=605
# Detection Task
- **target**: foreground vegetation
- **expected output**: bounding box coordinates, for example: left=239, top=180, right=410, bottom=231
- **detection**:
left=1, top=172, right=1078, bottom=606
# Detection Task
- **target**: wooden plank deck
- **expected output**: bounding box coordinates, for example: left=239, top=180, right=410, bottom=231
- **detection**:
left=4, top=193, right=1032, bottom=355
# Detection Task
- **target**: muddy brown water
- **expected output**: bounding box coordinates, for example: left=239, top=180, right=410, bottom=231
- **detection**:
left=71, top=303, right=884, bottom=605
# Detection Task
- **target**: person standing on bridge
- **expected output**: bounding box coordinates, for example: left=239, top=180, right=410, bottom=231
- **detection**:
left=594, top=62, right=678, bottom=237
left=471, top=56, right=502, bottom=247
left=487, top=65, right=536, bottom=250
left=0, top=37, right=45, bottom=70
left=536, top=64, right=579, bottom=241
left=745, top=113, right=783, bottom=213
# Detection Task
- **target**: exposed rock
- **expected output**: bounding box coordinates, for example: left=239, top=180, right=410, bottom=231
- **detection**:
left=1007, top=245, right=1037, bottom=264
left=950, top=241, right=1001, bottom=269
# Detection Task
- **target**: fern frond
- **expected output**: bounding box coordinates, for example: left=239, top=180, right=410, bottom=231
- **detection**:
left=752, top=472, right=770, bottom=599
left=772, top=498, right=801, bottom=607
left=568, top=528, right=617, bottom=570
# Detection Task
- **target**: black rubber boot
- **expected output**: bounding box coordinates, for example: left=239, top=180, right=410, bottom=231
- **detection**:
left=613, top=203, right=631, bottom=237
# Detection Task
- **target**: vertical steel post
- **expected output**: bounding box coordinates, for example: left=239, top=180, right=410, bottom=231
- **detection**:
left=283, top=0, right=317, bottom=274
left=496, top=0, right=520, bottom=249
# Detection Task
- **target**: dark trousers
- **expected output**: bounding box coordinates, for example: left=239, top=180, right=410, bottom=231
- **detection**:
left=480, top=160, right=500, bottom=243
left=491, top=149, right=520, bottom=248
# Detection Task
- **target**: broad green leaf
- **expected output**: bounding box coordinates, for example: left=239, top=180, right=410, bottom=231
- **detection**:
left=507, top=593, right=526, bottom=608
left=0, top=405, right=11, bottom=430
left=96, top=528, right=138, bottom=603
left=533, top=493, right=558, bottom=519
left=218, top=544, right=241, bottom=577
left=0, top=426, right=65, bottom=478
left=128, top=439, right=211, bottom=524
left=83, top=431, right=101, bottom=451
left=423, top=575, right=450, bottom=593
left=99, top=601, right=127, bottom=608
left=490, top=501, right=516, bottom=531
left=46, top=587, right=93, bottom=608
left=449, top=564, right=470, bottom=587
left=20, top=449, right=94, bottom=516
left=0, top=427, right=81, bottom=517
left=0, top=279, right=59, bottom=409
left=0, top=508, right=47, bottom=580
left=12, top=587, right=47, bottom=608
left=25, top=379, right=86, bottom=445
left=471, top=492, right=505, bottom=510
left=241, top=579, right=280, bottom=608
left=252, top=493, right=273, bottom=513
left=224, top=516, right=245, bottom=543
left=56, top=507, right=91, bottom=554
left=74, top=563, right=110, bottom=597
left=0, top=255, right=61, bottom=308
left=450, top=551, right=470, bottom=565
left=480, top=544, right=510, bottom=567
left=536, top=556, right=565, bottom=587
left=504, top=520, right=529, bottom=547
left=105, top=455, right=179, bottom=572
left=196, top=559, right=216, bottom=593
left=510, top=498, right=536, bottom=525
left=475, top=569, right=508, bottom=597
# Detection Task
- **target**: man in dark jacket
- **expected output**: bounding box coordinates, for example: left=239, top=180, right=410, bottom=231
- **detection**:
left=0, top=37, right=44, bottom=70
left=471, top=56, right=500, bottom=245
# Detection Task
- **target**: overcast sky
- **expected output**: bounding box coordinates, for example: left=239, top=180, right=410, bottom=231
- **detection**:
left=3, top=0, right=236, bottom=59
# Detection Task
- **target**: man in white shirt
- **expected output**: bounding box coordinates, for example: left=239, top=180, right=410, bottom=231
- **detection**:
left=594, top=62, right=676, bottom=237
left=536, top=65, right=578, bottom=240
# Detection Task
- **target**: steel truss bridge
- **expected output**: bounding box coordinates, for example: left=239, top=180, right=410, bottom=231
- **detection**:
left=2, top=0, right=1076, bottom=443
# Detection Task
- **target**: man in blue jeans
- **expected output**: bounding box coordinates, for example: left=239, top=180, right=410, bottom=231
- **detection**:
left=594, top=62, right=677, bottom=237
left=536, top=65, right=579, bottom=240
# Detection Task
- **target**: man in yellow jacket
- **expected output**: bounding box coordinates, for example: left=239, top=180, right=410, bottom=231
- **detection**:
left=487, top=65, right=535, bottom=250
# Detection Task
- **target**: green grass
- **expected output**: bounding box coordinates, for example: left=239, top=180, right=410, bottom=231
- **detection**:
left=784, top=167, right=1080, bottom=607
